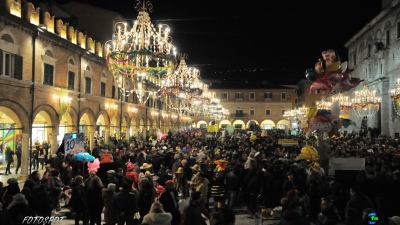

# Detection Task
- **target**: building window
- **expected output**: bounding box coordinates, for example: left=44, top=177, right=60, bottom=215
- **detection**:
left=85, top=77, right=91, bottom=94
left=0, top=50, right=22, bottom=80
left=282, top=110, right=286, bottom=115
left=235, top=109, right=243, bottom=116
left=249, top=92, right=255, bottom=100
left=265, top=109, right=271, bottom=116
left=397, top=22, right=400, bottom=39
left=68, top=71, right=75, bottom=90
left=100, top=82, right=106, bottom=97
left=264, top=92, right=272, bottom=100
left=235, top=92, right=244, bottom=100
left=43, top=63, right=54, bottom=86
left=367, top=44, right=372, bottom=57
left=380, top=64, right=383, bottom=74
left=250, top=108, right=255, bottom=116
left=386, top=30, right=391, bottom=46
left=281, top=92, right=287, bottom=101
left=221, top=92, right=228, bottom=100
left=353, top=53, right=357, bottom=66
left=112, top=85, right=116, bottom=99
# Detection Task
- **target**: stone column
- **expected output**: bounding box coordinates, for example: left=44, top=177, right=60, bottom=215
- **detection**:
left=105, top=128, right=110, bottom=144
left=381, top=79, right=390, bottom=136
left=20, top=133, right=30, bottom=179
left=89, top=131, right=95, bottom=151
left=49, top=131, right=58, bottom=154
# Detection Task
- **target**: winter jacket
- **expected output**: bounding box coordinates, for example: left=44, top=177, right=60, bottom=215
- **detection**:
left=102, top=188, right=118, bottom=224
left=142, top=212, right=172, bottom=225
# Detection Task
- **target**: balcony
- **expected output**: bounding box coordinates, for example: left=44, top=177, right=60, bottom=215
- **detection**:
left=230, top=113, right=248, bottom=119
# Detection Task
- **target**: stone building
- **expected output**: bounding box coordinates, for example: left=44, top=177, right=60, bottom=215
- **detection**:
left=206, top=83, right=297, bottom=130
left=345, top=0, right=400, bottom=137
left=0, top=0, right=195, bottom=178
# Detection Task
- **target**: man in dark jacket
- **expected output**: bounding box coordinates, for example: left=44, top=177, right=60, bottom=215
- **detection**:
left=114, top=181, right=138, bottom=225
left=15, top=144, right=22, bottom=174
left=4, top=146, right=14, bottom=175
left=159, top=180, right=180, bottom=225
left=345, top=186, right=374, bottom=225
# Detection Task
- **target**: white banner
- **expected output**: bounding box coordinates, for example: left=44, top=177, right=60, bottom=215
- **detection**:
left=328, top=157, right=365, bottom=175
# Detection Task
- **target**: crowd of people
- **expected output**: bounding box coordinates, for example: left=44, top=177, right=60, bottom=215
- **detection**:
left=0, top=129, right=400, bottom=225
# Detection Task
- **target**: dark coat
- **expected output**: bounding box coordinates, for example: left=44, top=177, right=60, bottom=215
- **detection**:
left=114, top=189, right=138, bottom=218
left=345, top=193, right=374, bottom=225
left=102, top=189, right=118, bottom=224
left=70, top=184, right=87, bottom=213
left=159, top=188, right=180, bottom=225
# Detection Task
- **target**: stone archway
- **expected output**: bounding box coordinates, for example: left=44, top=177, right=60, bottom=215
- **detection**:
left=33, top=104, right=59, bottom=154
left=232, top=120, right=245, bottom=129
left=0, top=103, right=30, bottom=178
left=196, top=120, right=207, bottom=129
left=246, top=120, right=259, bottom=129
left=218, top=120, right=231, bottom=129
left=260, top=120, right=276, bottom=130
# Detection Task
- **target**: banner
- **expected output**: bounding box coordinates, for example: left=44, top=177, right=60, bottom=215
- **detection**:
left=278, top=139, right=299, bottom=146
left=64, top=133, right=85, bottom=154
left=328, top=157, right=365, bottom=175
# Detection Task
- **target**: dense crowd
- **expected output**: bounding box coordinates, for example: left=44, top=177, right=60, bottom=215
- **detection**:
left=1, top=129, right=400, bottom=225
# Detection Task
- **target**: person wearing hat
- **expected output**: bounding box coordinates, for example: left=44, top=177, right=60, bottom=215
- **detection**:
left=139, top=170, right=156, bottom=220
left=140, top=163, right=153, bottom=171
left=189, top=164, right=201, bottom=191
left=174, top=166, right=189, bottom=199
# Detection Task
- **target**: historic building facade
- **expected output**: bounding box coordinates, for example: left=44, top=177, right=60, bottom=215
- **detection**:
left=345, top=0, right=400, bottom=137
left=0, top=0, right=196, bottom=177
left=207, top=86, right=297, bottom=130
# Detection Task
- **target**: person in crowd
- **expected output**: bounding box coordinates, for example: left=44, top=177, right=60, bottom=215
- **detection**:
left=15, top=144, right=22, bottom=174
left=6, top=193, right=32, bottom=225
left=1, top=178, right=20, bottom=207
left=345, top=186, right=374, bottom=225
left=181, top=192, right=207, bottom=225
left=159, top=180, right=180, bottom=225
left=47, top=170, right=63, bottom=212
left=139, top=170, right=155, bottom=219
left=114, top=181, right=139, bottom=225
left=142, top=201, right=172, bottom=225
left=70, top=175, right=87, bottom=225
left=103, top=183, right=118, bottom=225
left=4, top=146, right=14, bottom=175
left=86, top=175, right=104, bottom=225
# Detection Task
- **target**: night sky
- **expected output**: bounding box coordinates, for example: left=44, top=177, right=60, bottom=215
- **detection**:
left=62, top=0, right=382, bottom=85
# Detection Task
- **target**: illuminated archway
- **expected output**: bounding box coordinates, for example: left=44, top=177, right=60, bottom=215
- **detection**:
left=196, top=120, right=207, bottom=129
left=233, top=120, right=245, bottom=129
left=277, top=119, right=291, bottom=130
left=33, top=110, right=54, bottom=145
left=260, top=120, right=276, bottom=130
left=218, top=120, right=231, bottom=129
left=96, top=112, right=109, bottom=139
left=58, top=111, right=75, bottom=145
left=0, top=107, right=23, bottom=165
left=246, top=120, right=259, bottom=129
left=79, top=109, right=95, bottom=137
left=130, top=119, right=138, bottom=137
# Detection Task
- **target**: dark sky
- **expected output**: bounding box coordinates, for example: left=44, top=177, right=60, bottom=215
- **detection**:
left=64, top=0, right=382, bottom=84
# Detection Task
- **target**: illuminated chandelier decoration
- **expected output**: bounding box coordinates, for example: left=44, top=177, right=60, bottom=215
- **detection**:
left=390, top=78, right=400, bottom=116
left=316, top=99, right=332, bottom=111
left=332, top=93, right=352, bottom=115
left=106, top=0, right=177, bottom=103
left=351, top=85, right=381, bottom=118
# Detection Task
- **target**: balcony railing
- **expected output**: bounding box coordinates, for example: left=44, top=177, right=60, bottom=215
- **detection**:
left=230, top=113, right=248, bottom=119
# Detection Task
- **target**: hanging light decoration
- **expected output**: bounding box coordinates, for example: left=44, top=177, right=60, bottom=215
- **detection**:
left=316, top=99, right=332, bottom=110
left=390, top=78, right=400, bottom=116
left=106, top=0, right=177, bottom=103
left=351, top=85, right=381, bottom=118
left=332, top=93, right=352, bottom=116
